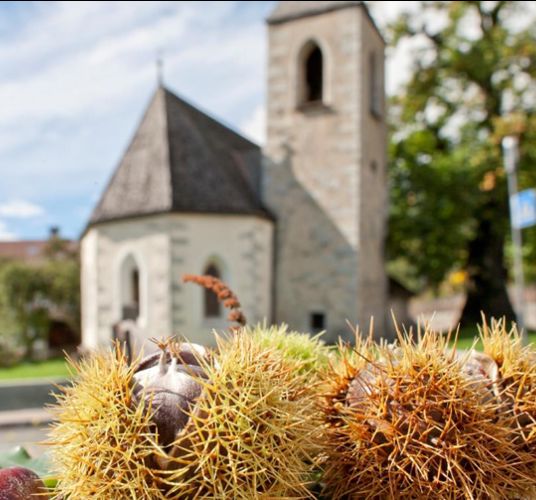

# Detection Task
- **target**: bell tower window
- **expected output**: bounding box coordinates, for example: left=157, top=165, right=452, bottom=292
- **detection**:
left=298, top=41, right=324, bottom=105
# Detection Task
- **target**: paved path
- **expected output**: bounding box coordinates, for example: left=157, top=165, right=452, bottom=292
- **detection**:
left=0, top=408, right=52, bottom=428
left=0, top=424, right=49, bottom=457
left=0, top=408, right=54, bottom=459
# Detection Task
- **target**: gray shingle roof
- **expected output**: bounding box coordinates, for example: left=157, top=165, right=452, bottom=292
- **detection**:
left=89, top=86, right=271, bottom=226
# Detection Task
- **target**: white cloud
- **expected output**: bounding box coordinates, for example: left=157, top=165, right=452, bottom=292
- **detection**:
left=0, top=221, right=17, bottom=241
left=12, top=3, right=258, bottom=110
left=0, top=200, right=45, bottom=218
left=241, top=105, right=266, bottom=145
left=0, top=1, right=269, bottom=168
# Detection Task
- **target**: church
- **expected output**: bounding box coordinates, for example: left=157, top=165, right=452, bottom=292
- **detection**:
left=80, top=0, right=388, bottom=351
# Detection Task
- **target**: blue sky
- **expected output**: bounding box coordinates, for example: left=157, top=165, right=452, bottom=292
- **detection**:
left=0, top=0, right=410, bottom=241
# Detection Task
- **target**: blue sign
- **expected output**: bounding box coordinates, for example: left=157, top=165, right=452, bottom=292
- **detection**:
left=511, top=189, right=536, bottom=229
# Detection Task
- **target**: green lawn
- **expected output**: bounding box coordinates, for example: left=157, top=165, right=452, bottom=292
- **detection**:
left=0, top=329, right=533, bottom=380
left=448, top=328, right=536, bottom=351
left=0, top=357, right=70, bottom=381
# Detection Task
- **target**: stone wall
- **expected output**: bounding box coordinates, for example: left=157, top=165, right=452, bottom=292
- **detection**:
left=81, top=213, right=273, bottom=352
left=168, top=213, right=273, bottom=346
left=357, top=10, right=389, bottom=336
left=81, top=217, right=171, bottom=352
left=264, top=4, right=388, bottom=341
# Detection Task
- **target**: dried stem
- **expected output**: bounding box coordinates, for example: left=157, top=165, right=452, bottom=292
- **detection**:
left=183, top=274, right=247, bottom=328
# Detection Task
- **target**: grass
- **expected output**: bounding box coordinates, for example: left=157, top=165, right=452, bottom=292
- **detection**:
left=0, top=327, right=533, bottom=379
left=448, top=327, right=536, bottom=351
left=0, top=357, right=70, bottom=381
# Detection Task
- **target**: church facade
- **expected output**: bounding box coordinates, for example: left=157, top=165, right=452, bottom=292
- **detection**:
left=81, top=0, right=388, bottom=351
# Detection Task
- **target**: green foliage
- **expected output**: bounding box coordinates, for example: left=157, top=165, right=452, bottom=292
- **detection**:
left=0, top=239, right=80, bottom=359
left=388, top=129, right=478, bottom=290
left=0, top=336, right=23, bottom=367
left=43, top=258, right=81, bottom=334
left=387, top=1, right=536, bottom=316
left=0, top=262, right=50, bottom=358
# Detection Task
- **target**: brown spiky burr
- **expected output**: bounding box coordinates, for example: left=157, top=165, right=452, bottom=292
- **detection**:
left=319, top=326, right=534, bottom=499
left=47, top=348, right=169, bottom=499
left=479, top=318, right=536, bottom=454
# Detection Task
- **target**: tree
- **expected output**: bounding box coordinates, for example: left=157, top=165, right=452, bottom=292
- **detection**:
left=44, top=258, right=81, bottom=336
left=0, top=250, right=80, bottom=359
left=386, top=1, right=536, bottom=325
left=0, top=263, right=51, bottom=359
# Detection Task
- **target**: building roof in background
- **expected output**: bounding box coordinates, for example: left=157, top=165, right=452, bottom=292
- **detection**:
left=89, top=86, right=271, bottom=228
left=0, top=240, right=78, bottom=263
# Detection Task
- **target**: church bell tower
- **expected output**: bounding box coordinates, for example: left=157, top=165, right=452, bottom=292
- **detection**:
left=263, top=1, right=388, bottom=341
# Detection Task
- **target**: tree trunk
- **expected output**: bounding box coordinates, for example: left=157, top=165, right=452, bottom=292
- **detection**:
left=459, top=199, right=515, bottom=326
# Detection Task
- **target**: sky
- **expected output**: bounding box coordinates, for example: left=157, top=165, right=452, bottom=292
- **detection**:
left=0, top=0, right=413, bottom=241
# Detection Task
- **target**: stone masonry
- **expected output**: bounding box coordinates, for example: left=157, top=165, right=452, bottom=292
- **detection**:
left=263, top=2, right=388, bottom=341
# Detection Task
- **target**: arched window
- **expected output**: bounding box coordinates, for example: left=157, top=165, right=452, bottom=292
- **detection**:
left=204, top=263, right=221, bottom=318
left=299, top=42, right=324, bottom=105
left=131, top=269, right=140, bottom=309
left=305, top=45, right=323, bottom=102
left=120, top=254, right=140, bottom=321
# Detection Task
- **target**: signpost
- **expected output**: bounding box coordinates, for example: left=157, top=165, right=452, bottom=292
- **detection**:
left=503, top=136, right=535, bottom=343
left=511, top=189, right=536, bottom=230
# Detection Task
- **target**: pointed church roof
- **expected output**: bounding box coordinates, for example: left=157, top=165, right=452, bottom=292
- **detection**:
left=89, top=86, right=270, bottom=227
left=267, top=1, right=362, bottom=24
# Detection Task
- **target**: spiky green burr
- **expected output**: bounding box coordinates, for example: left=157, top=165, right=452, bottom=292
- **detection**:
left=47, top=325, right=323, bottom=498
